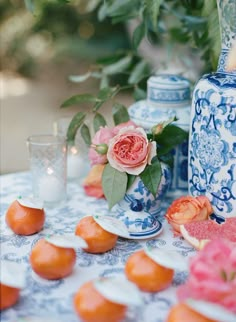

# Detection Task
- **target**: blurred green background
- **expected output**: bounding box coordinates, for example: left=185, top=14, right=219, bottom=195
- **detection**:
left=0, top=0, right=220, bottom=174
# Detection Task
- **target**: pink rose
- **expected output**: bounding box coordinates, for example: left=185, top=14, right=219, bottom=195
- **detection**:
left=107, top=126, right=156, bottom=175
left=88, top=127, right=114, bottom=165
left=83, top=164, right=105, bottom=198
left=112, top=120, right=138, bottom=135
left=165, top=195, right=213, bottom=235
left=177, top=239, right=236, bottom=313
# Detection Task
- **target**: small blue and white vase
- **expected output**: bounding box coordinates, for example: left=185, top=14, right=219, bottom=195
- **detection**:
left=128, top=74, right=191, bottom=198
left=188, top=0, right=236, bottom=219
left=113, top=163, right=171, bottom=239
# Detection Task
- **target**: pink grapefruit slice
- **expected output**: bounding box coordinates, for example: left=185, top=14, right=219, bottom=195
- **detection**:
left=180, top=217, right=236, bottom=250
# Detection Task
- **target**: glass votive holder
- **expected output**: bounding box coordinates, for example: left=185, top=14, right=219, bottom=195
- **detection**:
left=27, top=135, right=67, bottom=207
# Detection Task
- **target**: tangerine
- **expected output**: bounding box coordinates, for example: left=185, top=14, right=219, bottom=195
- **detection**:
left=5, top=200, right=45, bottom=235
left=125, top=249, right=174, bottom=292
left=75, top=216, right=118, bottom=253
left=0, top=283, right=20, bottom=310
left=166, top=303, right=217, bottom=322
left=30, top=238, right=76, bottom=280
left=73, top=281, right=127, bottom=322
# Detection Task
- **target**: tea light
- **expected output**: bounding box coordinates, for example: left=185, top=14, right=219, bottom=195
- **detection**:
left=38, top=168, right=65, bottom=203
left=67, top=146, right=83, bottom=179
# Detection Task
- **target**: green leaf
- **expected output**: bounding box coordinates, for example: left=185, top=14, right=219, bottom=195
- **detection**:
left=100, top=75, right=109, bottom=89
left=156, top=125, right=189, bottom=155
left=133, top=86, right=147, bottom=101
left=140, top=160, right=162, bottom=196
left=66, top=112, right=86, bottom=142
left=93, top=86, right=119, bottom=112
left=158, top=153, right=174, bottom=169
left=93, top=113, right=107, bottom=132
left=68, top=72, right=91, bottom=83
left=128, top=60, right=150, bottom=84
left=145, top=0, right=163, bottom=30
left=132, top=22, right=146, bottom=50
left=24, top=0, right=34, bottom=12
left=127, top=174, right=137, bottom=190
left=112, top=103, right=130, bottom=125
left=98, top=2, right=108, bottom=21
left=105, top=0, right=140, bottom=17
left=102, top=164, right=128, bottom=209
left=80, top=124, right=91, bottom=146
left=61, top=94, right=97, bottom=107
left=103, top=56, right=132, bottom=75
left=96, top=52, right=124, bottom=65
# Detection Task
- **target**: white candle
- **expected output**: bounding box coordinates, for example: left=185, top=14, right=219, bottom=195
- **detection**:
left=38, top=168, right=65, bottom=203
left=67, top=146, right=83, bottom=179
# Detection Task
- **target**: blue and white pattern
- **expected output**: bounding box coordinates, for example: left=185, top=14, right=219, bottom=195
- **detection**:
left=0, top=171, right=195, bottom=322
left=188, top=0, right=236, bottom=219
left=113, top=164, right=171, bottom=239
left=128, top=74, right=191, bottom=198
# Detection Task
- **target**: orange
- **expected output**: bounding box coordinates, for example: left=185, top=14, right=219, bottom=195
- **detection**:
left=125, top=249, right=174, bottom=292
left=75, top=216, right=118, bottom=254
left=30, top=238, right=76, bottom=280
left=73, top=281, right=127, bottom=322
left=166, top=303, right=217, bottom=322
left=0, top=283, right=20, bottom=310
left=5, top=200, right=45, bottom=235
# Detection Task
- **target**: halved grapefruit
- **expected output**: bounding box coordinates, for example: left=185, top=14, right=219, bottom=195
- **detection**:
left=180, top=217, right=236, bottom=250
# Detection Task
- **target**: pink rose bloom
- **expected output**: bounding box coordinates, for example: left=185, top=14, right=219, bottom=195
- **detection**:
left=107, top=126, right=156, bottom=175
left=112, top=120, right=138, bottom=135
left=88, top=127, right=114, bottom=165
left=177, top=239, right=236, bottom=313
left=165, top=195, right=213, bottom=235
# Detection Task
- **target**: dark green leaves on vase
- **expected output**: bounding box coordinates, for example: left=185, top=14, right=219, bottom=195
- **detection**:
left=140, top=159, right=162, bottom=197
left=102, top=164, right=128, bottom=209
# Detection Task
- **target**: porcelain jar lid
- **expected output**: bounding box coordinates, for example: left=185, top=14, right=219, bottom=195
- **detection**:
left=128, top=74, right=191, bottom=130
left=147, top=74, right=191, bottom=108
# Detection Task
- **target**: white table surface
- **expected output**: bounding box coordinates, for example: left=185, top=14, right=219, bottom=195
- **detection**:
left=0, top=172, right=196, bottom=322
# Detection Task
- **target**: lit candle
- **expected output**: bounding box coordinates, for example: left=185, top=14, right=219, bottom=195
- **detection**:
left=38, top=168, right=65, bottom=203
left=67, top=146, right=84, bottom=179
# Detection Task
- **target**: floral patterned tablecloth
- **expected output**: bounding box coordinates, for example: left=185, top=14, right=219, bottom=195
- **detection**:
left=0, top=172, right=196, bottom=322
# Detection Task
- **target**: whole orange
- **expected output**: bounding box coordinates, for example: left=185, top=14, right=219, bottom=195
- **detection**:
left=75, top=216, right=118, bottom=253
left=5, top=200, right=45, bottom=235
left=125, top=249, right=174, bottom=292
left=0, top=283, right=20, bottom=310
left=74, top=281, right=127, bottom=322
left=166, top=303, right=217, bottom=322
left=30, top=238, right=76, bottom=280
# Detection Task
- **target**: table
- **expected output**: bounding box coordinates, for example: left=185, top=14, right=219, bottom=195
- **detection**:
left=0, top=171, right=196, bottom=322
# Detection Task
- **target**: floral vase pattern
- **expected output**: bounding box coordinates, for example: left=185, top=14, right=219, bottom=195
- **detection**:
left=188, top=0, right=236, bottom=218
left=113, top=163, right=172, bottom=239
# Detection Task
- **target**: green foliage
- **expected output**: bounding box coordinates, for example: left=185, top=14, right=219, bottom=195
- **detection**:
left=66, top=111, right=86, bottom=143
left=140, top=158, right=162, bottom=197
left=80, top=124, right=91, bottom=145
left=102, top=164, right=128, bottom=209
left=93, top=113, right=107, bottom=132
left=112, top=103, right=130, bottom=125
left=150, top=124, right=189, bottom=156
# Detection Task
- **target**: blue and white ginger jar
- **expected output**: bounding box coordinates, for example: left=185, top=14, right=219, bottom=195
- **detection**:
left=188, top=0, right=236, bottom=218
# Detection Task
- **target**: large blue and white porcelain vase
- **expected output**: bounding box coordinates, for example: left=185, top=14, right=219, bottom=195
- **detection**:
left=188, top=0, right=236, bottom=218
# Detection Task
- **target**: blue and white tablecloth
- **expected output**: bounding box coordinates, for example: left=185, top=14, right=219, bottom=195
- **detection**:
left=0, top=172, right=196, bottom=322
